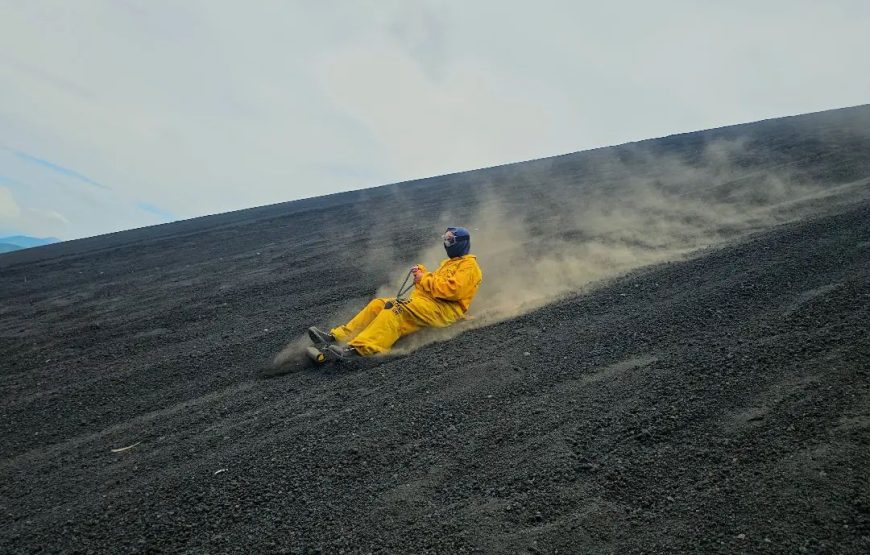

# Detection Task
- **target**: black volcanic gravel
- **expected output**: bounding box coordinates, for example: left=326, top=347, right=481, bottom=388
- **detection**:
left=1, top=107, right=869, bottom=553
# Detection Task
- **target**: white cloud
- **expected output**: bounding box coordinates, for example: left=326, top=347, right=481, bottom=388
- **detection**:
left=0, top=185, right=69, bottom=237
left=0, top=1, right=868, bottom=239
left=321, top=43, right=553, bottom=180
left=0, top=186, right=22, bottom=221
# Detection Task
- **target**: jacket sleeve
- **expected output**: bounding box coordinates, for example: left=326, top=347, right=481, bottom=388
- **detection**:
left=417, top=260, right=480, bottom=301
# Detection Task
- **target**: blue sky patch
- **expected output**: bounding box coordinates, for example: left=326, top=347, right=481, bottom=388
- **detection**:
left=0, top=174, right=29, bottom=188
left=13, top=150, right=108, bottom=190
left=136, top=202, right=175, bottom=222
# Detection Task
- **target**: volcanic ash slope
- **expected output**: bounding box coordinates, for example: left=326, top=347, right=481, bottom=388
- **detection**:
left=0, top=105, right=869, bottom=553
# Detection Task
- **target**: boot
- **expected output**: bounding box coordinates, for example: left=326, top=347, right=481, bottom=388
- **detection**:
left=327, top=344, right=362, bottom=360
left=308, top=326, right=336, bottom=346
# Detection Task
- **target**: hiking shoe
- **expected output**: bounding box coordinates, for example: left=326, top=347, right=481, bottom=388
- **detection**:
left=327, top=344, right=362, bottom=360
left=308, top=326, right=336, bottom=346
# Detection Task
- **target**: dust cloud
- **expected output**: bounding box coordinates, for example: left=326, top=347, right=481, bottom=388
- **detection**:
left=274, top=135, right=867, bottom=362
left=268, top=334, right=312, bottom=373
left=388, top=138, right=867, bottom=353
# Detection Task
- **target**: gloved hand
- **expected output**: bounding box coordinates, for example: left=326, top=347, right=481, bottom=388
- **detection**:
left=411, top=264, right=425, bottom=283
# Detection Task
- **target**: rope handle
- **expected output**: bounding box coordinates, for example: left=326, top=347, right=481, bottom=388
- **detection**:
left=396, top=268, right=416, bottom=303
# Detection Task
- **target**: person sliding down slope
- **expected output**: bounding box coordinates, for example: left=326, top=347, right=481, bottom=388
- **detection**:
left=308, top=227, right=483, bottom=360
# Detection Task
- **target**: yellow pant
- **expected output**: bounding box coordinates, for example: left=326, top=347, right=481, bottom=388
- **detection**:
left=330, top=298, right=425, bottom=356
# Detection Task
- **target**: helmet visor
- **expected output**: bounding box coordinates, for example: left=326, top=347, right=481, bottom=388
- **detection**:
left=442, top=229, right=469, bottom=248
left=442, top=230, right=457, bottom=247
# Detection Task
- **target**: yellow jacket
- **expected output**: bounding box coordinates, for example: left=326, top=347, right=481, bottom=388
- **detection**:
left=406, top=255, right=483, bottom=326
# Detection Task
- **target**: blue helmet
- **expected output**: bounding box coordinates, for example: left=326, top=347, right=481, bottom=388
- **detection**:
left=443, top=226, right=471, bottom=258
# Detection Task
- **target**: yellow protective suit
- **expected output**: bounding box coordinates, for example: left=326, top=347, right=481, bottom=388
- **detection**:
left=330, top=254, right=483, bottom=356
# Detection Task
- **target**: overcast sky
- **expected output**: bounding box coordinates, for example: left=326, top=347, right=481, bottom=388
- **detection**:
left=1, top=0, right=868, bottom=240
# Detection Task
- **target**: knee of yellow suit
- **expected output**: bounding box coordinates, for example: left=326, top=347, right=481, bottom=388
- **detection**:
left=330, top=297, right=390, bottom=342
left=349, top=306, right=419, bottom=356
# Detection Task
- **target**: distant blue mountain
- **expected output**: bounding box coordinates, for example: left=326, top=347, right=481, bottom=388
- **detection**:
left=0, top=235, right=60, bottom=253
